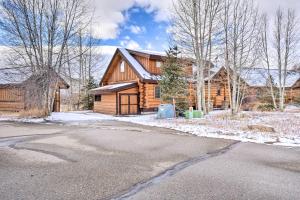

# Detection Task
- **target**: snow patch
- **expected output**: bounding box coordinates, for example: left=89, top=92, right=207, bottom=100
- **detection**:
left=1, top=109, right=299, bottom=147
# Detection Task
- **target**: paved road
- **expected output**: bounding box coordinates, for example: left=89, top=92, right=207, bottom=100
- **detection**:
left=0, top=120, right=299, bottom=200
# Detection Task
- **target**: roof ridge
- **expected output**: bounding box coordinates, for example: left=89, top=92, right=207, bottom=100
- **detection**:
left=243, top=67, right=299, bottom=72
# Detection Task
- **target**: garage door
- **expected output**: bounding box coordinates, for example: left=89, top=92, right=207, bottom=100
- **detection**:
left=119, top=94, right=139, bottom=115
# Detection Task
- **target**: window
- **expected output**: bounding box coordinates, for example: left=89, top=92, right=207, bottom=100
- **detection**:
left=95, top=95, right=102, bottom=102
left=120, top=60, right=125, bottom=72
left=217, top=86, right=221, bottom=96
left=156, top=61, right=162, bottom=68
left=155, top=86, right=161, bottom=99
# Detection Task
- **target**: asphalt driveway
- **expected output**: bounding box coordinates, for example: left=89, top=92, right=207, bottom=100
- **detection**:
left=0, top=120, right=299, bottom=200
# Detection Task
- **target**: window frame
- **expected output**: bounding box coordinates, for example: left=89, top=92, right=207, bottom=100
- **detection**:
left=120, top=60, right=125, bottom=72
left=217, top=86, right=221, bottom=96
left=154, top=86, right=161, bottom=99
left=95, top=94, right=102, bottom=102
left=155, top=61, right=162, bottom=68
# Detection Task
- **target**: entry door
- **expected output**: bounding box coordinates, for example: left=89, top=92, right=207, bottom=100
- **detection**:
left=119, top=94, right=139, bottom=115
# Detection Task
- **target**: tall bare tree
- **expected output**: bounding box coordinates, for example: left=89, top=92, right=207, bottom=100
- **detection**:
left=0, top=0, right=89, bottom=115
left=221, top=0, right=261, bottom=115
left=172, top=0, right=221, bottom=114
left=260, top=14, right=277, bottom=108
left=273, top=8, right=299, bottom=111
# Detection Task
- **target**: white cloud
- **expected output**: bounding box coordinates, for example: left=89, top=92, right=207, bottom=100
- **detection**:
left=124, top=35, right=131, bottom=40
left=120, top=39, right=140, bottom=49
left=129, top=25, right=146, bottom=34
left=90, top=0, right=300, bottom=40
left=89, top=0, right=173, bottom=39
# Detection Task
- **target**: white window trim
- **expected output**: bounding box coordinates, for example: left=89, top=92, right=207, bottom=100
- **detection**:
left=120, top=60, right=125, bottom=72
left=156, top=61, right=161, bottom=68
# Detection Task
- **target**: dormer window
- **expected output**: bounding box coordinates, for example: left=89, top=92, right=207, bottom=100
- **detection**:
left=156, top=61, right=161, bottom=68
left=120, top=60, right=125, bottom=72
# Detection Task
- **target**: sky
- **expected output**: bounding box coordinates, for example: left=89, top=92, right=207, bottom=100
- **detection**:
left=90, top=0, right=173, bottom=53
left=91, top=0, right=300, bottom=54
left=0, top=0, right=299, bottom=56
left=94, top=6, right=170, bottom=51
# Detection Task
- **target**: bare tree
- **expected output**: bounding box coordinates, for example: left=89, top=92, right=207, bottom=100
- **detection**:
left=260, top=14, right=277, bottom=108
left=63, top=29, right=102, bottom=111
left=172, top=0, right=221, bottom=114
left=221, top=0, right=261, bottom=115
left=273, top=8, right=299, bottom=111
left=0, top=0, right=89, bottom=115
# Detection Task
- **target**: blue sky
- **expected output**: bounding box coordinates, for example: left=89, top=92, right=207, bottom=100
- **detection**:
left=96, top=6, right=170, bottom=52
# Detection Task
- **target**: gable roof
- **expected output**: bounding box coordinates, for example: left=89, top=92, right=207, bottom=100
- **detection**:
left=241, top=68, right=300, bottom=88
left=126, top=49, right=166, bottom=60
left=0, top=67, right=29, bottom=85
left=0, top=67, right=69, bottom=88
left=208, top=66, right=300, bottom=88
left=100, top=48, right=160, bottom=85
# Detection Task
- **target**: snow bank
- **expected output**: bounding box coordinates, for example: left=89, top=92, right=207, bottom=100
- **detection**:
left=46, top=111, right=114, bottom=122
left=1, top=109, right=299, bottom=147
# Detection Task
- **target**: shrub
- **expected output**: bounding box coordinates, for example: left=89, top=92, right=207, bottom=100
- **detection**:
left=257, top=103, right=275, bottom=112
left=175, top=99, right=189, bottom=113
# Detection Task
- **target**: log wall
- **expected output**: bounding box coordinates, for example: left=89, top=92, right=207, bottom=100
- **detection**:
left=0, top=87, right=25, bottom=111
left=94, top=93, right=117, bottom=115
left=143, top=83, right=161, bottom=109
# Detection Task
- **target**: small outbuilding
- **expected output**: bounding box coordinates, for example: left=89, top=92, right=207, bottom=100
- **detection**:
left=0, top=67, right=69, bottom=112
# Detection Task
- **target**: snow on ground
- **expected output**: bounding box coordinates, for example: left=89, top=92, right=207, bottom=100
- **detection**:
left=1, top=106, right=299, bottom=147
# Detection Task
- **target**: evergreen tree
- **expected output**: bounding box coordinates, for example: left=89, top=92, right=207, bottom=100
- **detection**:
left=159, top=46, right=189, bottom=113
left=81, top=76, right=98, bottom=110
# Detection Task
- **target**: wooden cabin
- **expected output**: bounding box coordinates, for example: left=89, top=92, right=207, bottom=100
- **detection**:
left=91, top=48, right=300, bottom=115
left=0, top=67, right=69, bottom=112
left=206, top=66, right=300, bottom=108
left=90, top=48, right=195, bottom=115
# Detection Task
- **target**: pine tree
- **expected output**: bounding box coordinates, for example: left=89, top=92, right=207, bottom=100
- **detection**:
left=159, top=46, right=189, bottom=113
left=81, top=76, right=98, bottom=110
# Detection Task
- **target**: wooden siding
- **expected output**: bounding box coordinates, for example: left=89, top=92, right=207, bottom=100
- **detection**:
left=204, top=83, right=230, bottom=108
left=133, top=54, right=193, bottom=76
left=132, top=55, right=161, bottom=75
left=53, top=89, right=60, bottom=112
left=286, top=87, right=300, bottom=103
left=93, top=93, right=117, bottom=115
left=148, top=59, right=161, bottom=74
left=186, top=82, right=196, bottom=107
left=118, top=87, right=139, bottom=94
left=0, top=88, right=24, bottom=111
left=143, top=83, right=161, bottom=108
left=103, top=55, right=138, bottom=85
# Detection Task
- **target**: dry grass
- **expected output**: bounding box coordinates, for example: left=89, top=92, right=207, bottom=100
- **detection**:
left=203, top=108, right=300, bottom=136
left=0, top=111, right=19, bottom=117
left=19, top=108, right=48, bottom=118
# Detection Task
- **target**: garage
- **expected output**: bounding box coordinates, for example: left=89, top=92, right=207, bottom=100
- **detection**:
left=119, top=94, right=139, bottom=115
left=90, top=82, right=140, bottom=115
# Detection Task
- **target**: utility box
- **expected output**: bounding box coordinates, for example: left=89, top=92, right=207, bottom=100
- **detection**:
left=157, top=104, right=175, bottom=119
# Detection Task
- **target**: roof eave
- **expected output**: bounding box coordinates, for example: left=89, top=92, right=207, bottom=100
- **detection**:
left=89, top=82, right=138, bottom=95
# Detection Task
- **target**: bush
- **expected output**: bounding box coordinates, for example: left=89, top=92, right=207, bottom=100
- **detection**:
left=175, top=99, right=189, bottom=113
left=257, top=103, right=275, bottom=112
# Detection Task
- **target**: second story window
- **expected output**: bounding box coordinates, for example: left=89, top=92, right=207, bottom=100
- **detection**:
left=156, top=61, right=161, bottom=68
left=217, top=86, right=221, bottom=96
left=120, top=60, right=125, bottom=72
left=155, top=86, right=161, bottom=99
